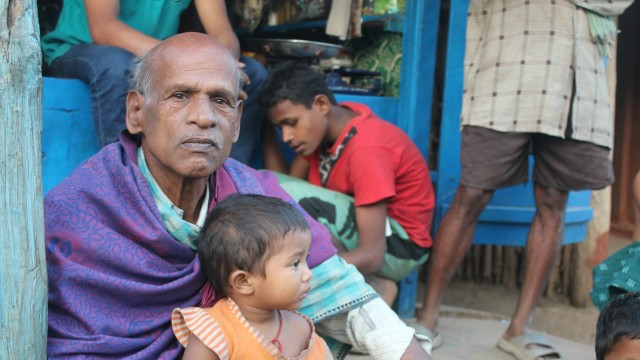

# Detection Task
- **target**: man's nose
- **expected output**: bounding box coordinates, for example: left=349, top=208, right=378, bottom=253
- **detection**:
left=190, top=97, right=216, bottom=127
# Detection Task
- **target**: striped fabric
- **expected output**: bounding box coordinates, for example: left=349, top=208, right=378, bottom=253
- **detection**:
left=173, top=298, right=331, bottom=359
left=298, top=256, right=378, bottom=324
left=172, top=306, right=231, bottom=359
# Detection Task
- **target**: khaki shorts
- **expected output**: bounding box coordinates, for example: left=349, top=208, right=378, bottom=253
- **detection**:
left=460, top=126, right=614, bottom=191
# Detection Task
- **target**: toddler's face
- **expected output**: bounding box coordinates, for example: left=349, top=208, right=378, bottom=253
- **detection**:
left=606, top=339, right=640, bottom=360
left=252, top=229, right=313, bottom=310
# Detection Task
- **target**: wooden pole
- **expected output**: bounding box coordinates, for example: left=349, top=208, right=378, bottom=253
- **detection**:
left=0, top=0, right=47, bottom=357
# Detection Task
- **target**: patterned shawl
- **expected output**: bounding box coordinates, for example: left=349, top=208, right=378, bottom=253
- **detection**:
left=45, top=133, right=336, bottom=359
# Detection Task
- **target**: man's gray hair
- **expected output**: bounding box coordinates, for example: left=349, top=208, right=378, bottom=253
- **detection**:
left=129, top=53, right=153, bottom=100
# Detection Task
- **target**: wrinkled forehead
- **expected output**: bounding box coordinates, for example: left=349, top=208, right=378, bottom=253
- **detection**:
left=151, top=43, right=240, bottom=89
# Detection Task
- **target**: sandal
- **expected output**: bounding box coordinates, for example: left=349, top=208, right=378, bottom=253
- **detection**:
left=497, top=333, right=563, bottom=360
left=404, top=319, right=444, bottom=349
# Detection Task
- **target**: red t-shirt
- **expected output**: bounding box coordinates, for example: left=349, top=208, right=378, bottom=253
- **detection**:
left=304, top=102, right=435, bottom=248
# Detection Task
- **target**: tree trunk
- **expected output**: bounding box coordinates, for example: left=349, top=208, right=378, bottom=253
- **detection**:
left=0, top=0, right=47, bottom=358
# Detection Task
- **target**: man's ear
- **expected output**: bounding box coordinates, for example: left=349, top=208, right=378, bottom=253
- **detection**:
left=232, top=100, right=243, bottom=143
left=228, top=269, right=254, bottom=295
left=312, top=94, right=331, bottom=116
left=126, top=90, right=146, bottom=134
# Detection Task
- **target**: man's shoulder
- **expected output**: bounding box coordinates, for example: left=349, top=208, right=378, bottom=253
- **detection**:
left=45, top=143, right=130, bottom=201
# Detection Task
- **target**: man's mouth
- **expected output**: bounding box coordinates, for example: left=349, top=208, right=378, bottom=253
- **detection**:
left=181, top=136, right=219, bottom=151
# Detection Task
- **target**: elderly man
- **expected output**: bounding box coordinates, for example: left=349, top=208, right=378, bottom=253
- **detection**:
left=45, top=33, right=430, bottom=360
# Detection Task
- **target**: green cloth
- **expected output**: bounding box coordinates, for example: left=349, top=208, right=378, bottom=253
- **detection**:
left=271, top=172, right=429, bottom=282
left=137, top=147, right=208, bottom=250
left=41, top=0, right=191, bottom=66
left=591, top=242, right=640, bottom=311
left=585, top=10, right=618, bottom=58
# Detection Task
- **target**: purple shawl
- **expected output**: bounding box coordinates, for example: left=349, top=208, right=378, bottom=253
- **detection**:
left=45, top=133, right=336, bottom=359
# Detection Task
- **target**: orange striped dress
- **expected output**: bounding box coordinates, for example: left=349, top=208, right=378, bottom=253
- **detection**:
left=172, top=298, right=331, bottom=359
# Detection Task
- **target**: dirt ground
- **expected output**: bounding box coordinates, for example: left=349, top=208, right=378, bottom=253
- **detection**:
left=427, top=235, right=633, bottom=347
left=438, top=281, right=599, bottom=345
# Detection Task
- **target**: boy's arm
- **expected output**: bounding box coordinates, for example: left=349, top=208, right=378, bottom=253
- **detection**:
left=262, top=124, right=290, bottom=174
left=182, top=335, right=220, bottom=360
left=289, top=156, right=310, bottom=179
left=340, top=200, right=387, bottom=274
left=193, top=0, right=240, bottom=59
left=84, top=0, right=160, bottom=55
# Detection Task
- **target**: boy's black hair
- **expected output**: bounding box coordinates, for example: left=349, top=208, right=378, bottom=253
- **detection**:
left=259, top=62, right=338, bottom=110
left=596, top=292, right=640, bottom=360
left=197, top=194, right=310, bottom=297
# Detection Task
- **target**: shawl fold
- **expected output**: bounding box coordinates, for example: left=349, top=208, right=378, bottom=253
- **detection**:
left=45, top=134, right=336, bottom=359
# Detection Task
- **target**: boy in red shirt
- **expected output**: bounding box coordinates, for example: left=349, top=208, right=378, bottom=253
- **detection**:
left=261, top=64, right=435, bottom=309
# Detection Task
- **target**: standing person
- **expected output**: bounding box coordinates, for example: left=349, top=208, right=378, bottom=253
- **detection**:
left=40, top=0, right=266, bottom=164
left=260, top=64, right=435, bottom=308
left=173, top=194, right=331, bottom=359
left=44, top=33, right=430, bottom=360
left=414, top=0, right=633, bottom=358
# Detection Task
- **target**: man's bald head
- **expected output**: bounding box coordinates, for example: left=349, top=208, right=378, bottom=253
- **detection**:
left=129, top=32, right=244, bottom=100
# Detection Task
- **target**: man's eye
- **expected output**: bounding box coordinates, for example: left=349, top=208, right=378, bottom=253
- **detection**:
left=213, top=98, right=230, bottom=106
left=172, top=92, right=187, bottom=99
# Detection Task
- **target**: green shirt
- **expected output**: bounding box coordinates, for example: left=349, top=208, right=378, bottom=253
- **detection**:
left=41, top=0, right=192, bottom=66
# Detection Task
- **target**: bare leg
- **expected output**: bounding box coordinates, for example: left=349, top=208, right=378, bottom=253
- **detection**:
left=366, top=274, right=398, bottom=306
left=416, top=185, right=494, bottom=331
left=400, top=337, right=432, bottom=360
left=504, top=184, right=568, bottom=340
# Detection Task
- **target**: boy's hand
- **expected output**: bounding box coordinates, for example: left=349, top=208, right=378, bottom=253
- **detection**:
left=237, top=61, right=249, bottom=101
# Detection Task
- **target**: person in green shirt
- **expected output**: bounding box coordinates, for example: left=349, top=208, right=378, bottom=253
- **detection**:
left=41, top=0, right=267, bottom=165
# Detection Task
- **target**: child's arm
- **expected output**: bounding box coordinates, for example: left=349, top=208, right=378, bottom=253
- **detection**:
left=339, top=200, right=388, bottom=274
left=261, top=124, right=290, bottom=174
left=289, top=156, right=310, bottom=179
left=182, top=335, right=220, bottom=360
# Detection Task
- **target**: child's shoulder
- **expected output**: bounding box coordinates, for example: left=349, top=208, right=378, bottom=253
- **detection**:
left=282, top=310, right=313, bottom=336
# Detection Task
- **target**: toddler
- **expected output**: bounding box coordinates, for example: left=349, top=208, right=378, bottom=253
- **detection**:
left=172, top=194, right=331, bottom=359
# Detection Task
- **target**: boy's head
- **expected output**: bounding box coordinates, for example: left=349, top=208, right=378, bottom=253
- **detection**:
left=197, top=194, right=311, bottom=299
left=596, top=292, right=640, bottom=360
left=260, top=63, right=338, bottom=156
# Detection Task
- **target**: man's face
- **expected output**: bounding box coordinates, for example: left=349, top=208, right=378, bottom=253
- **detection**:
left=268, top=99, right=328, bottom=157
left=128, top=42, right=242, bottom=183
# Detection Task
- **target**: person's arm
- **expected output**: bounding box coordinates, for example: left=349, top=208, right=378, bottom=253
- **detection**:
left=194, top=0, right=240, bottom=59
left=339, top=200, right=388, bottom=274
left=289, top=156, right=310, bottom=179
left=633, top=171, right=640, bottom=241
left=261, top=124, right=290, bottom=173
left=182, top=335, right=220, bottom=360
left=84, top=0, right=160, bottom=55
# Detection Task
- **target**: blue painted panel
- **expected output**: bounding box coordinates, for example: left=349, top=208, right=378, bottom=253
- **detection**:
left=335, top=94, right=399, bottom=124
left=42, top=78, right=99, bottom=194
